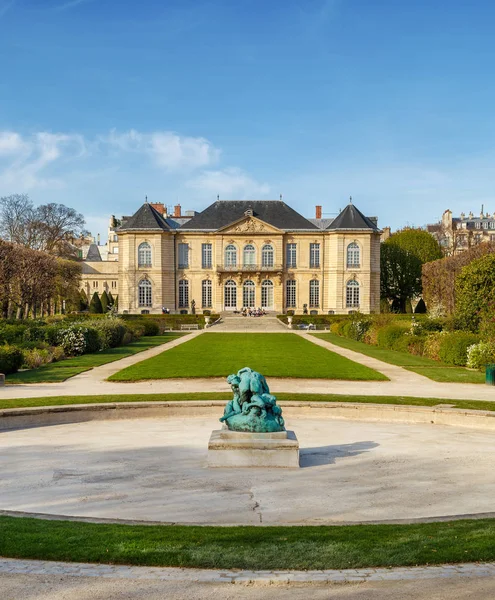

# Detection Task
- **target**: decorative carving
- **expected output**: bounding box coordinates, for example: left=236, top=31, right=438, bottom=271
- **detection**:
left=234, top=218, right=266, bottom=233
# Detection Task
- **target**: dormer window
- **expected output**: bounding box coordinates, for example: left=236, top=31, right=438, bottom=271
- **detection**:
left=244, top=208, right=253, bottom=217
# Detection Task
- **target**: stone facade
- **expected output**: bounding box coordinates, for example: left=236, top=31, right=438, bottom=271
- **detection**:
left=428, top=209, right=495, bottom=255
left=81, top=200, right=381, bottom=315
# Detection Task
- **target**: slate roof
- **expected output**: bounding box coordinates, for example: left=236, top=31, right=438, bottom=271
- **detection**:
left=119, top=203, right=171, bottom=231
left=86, top=243, right=102, bottom=261
left=179, top=201, right=318, bottom=231
left=308, top=218, right=335, bottom=229
left=327, top=203, right=380, bottom=231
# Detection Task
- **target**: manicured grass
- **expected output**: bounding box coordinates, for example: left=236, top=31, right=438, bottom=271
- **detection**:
left=108, top=333, right=388, bottom=381
left=2, top=392, right=495, bottom=413
left=6, top=334, right=184, bottom=384
left=314, top=333, right=486, bottom=384
left=1, top=515, right=495, bottom=569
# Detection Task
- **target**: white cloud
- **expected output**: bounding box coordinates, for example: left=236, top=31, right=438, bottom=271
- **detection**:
left=103, top=129, right=220, bottom=171
left=0, top=132, right=26, bottom=155
left=0, top=131, right=85, bottom=190
left=187, top=167, right=270, bottom=198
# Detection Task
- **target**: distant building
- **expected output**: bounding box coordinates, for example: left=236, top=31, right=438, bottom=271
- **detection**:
left=427, top=208, right=495, bottom=255
left=81, top=199, right=381, bottom=314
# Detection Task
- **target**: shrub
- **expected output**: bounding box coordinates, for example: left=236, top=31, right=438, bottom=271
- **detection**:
left=22, top=348, right=52, bottom=369
left=466, top=341, right=495, bottom=370
left=0, top=345, right=24, bottom=374
left=125, top=321, right=146, bottom=339
left=438, top=332, right=480, bottom=366
left=0, top=324, right=28, bottom=344
left=141, top=320, right=160, bottom=336
left=92, top=318, right=127, bottom=349
left=56, top=324, right=101, bottom=356
left=377, top=324, right=409, bottom=350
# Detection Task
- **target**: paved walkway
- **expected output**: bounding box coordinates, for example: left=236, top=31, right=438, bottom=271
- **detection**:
left=1, top=558, right=495, bottom=583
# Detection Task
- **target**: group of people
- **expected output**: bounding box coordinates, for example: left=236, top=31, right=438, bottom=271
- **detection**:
left=240, top=307, right=267, bottom=317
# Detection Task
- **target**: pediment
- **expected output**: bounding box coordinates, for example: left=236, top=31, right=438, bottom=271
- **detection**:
left=217, top=216, right=282, bottom=235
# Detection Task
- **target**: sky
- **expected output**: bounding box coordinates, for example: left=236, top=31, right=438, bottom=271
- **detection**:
left=1, top=0, right=495, bottom=237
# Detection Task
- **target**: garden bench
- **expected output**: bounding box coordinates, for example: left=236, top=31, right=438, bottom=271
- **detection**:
left=180, top=324, right=200, bottom=331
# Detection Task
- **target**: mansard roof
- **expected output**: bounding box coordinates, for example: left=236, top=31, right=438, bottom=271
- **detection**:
left=119, top=203, right=172, bottom=231
left=179, top=200, right=318, bottom=231
left=327, top=203, right=379, bottom=231
left=86, top=243, right=102, bottom=261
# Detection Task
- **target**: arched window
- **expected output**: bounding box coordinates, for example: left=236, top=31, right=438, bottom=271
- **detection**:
left=138, top=279, right=152, bottom=307
left=261, top=244, right=274, bottom=268
left=309, top=280, right=319, bottom=307
left=225, top=244, right=237, bottom=267
left=178, top=279, right=189, bottom=308
left=138, top=242, right=152, bottom=267
left=261, top=280, right=274, bottom=309
left=202, top=279, right=212, bottom=308
left=347, top=242, right=360, bottom=268
left=243, top=244, right=256, bottom=267
left=224, top=279, right=237, bottom=309
left=286, top=279, right=296, bottom=308
left=243, top=280, right=255, bottom=307
left=346, top=280, right=360, bottom=308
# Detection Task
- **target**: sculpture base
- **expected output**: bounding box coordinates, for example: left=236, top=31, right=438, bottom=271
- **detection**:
left=207, top=430, right=299, bottom=468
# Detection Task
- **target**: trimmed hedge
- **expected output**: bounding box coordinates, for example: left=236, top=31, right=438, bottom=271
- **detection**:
left=0, top=346, right=24, bottom=375
left=438, top=332, right=480, bottom=366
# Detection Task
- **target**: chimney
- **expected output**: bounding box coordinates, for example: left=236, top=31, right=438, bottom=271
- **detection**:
left=315, top=205, right=322, bottom=219
left=174, top=204, right=182, bottom=217
left=150, top=202, right=165, bottom=215
left=97, top=233, right=100, bottom=246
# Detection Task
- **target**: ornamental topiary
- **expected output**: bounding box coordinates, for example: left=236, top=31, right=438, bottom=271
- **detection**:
left=89, top=292, right=103, bottom=314
left=100, top=290, right=110, bottom=313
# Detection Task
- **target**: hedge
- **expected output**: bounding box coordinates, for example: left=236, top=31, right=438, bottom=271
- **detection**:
left=438, top=332, right=480, bottom=366
left=0, top=346, right=24, bottom=375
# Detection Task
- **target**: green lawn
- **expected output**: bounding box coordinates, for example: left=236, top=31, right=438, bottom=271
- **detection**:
left=2, top=392, right=495, bottom=412
left=1, top=515, right=495, bottom=570
left=6, top=334, right=184, bottom=384
left=313, top=333, right=486, bottom=384
left=108, top=333, right=388, bottom=381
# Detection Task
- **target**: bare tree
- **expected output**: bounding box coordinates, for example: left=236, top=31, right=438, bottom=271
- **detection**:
left=0, top=195, right=88, bottom=258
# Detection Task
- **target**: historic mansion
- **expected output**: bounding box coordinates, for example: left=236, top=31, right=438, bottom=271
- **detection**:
left=81, top=199, right=381, bottom=314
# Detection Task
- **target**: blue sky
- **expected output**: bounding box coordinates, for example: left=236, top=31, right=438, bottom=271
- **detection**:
left=1, top=0, right=495, bottom=236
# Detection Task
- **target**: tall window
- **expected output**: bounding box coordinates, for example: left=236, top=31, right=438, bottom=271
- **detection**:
left=243, top=280, right=255, bottom=307
left=243, top=244, right=256, bottom=267
left=286, top=243, right=297, bottom=268
left=286, top=279, right=296, bottom=308
left=224, top=279, right=237, bottom=308
left=261, top=280, right=274, bottom=308
left=178, top=279, right=189, bottom=307
left=138, top=242, right=152, bottom=267
left=178, top=243, right=189, bottom=268
left=309, top=280, right=319, bottom=308
left=346, top=280, right=360, bottom=308
left=225, top=244, right=237, bottom=267
left=347, top=242, right=360, bottom=268
left=202, top=243, right=212, bottom=269
left=138, top=279, right=152, bottom=307
left=202, top=279, right=212, bottom=308
left=310, top=243, right=320, bottom=268
left=261, top=244, right=274, bottom=268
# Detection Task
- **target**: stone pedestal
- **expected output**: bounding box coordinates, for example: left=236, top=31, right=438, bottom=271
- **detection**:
left=208, top=429, right=299, bottom=468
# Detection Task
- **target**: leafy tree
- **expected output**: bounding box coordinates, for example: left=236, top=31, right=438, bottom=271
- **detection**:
left=100, top=290, right=110, bottom=313
left=455, top=254, right=495, bottom=331
left=89, top=292, right=103, bottom=314
left=380, top=243, right=422, bottom=313
left=422, top=242, right=495, bottom=315
left=388, top=228, right=443, bottom=264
